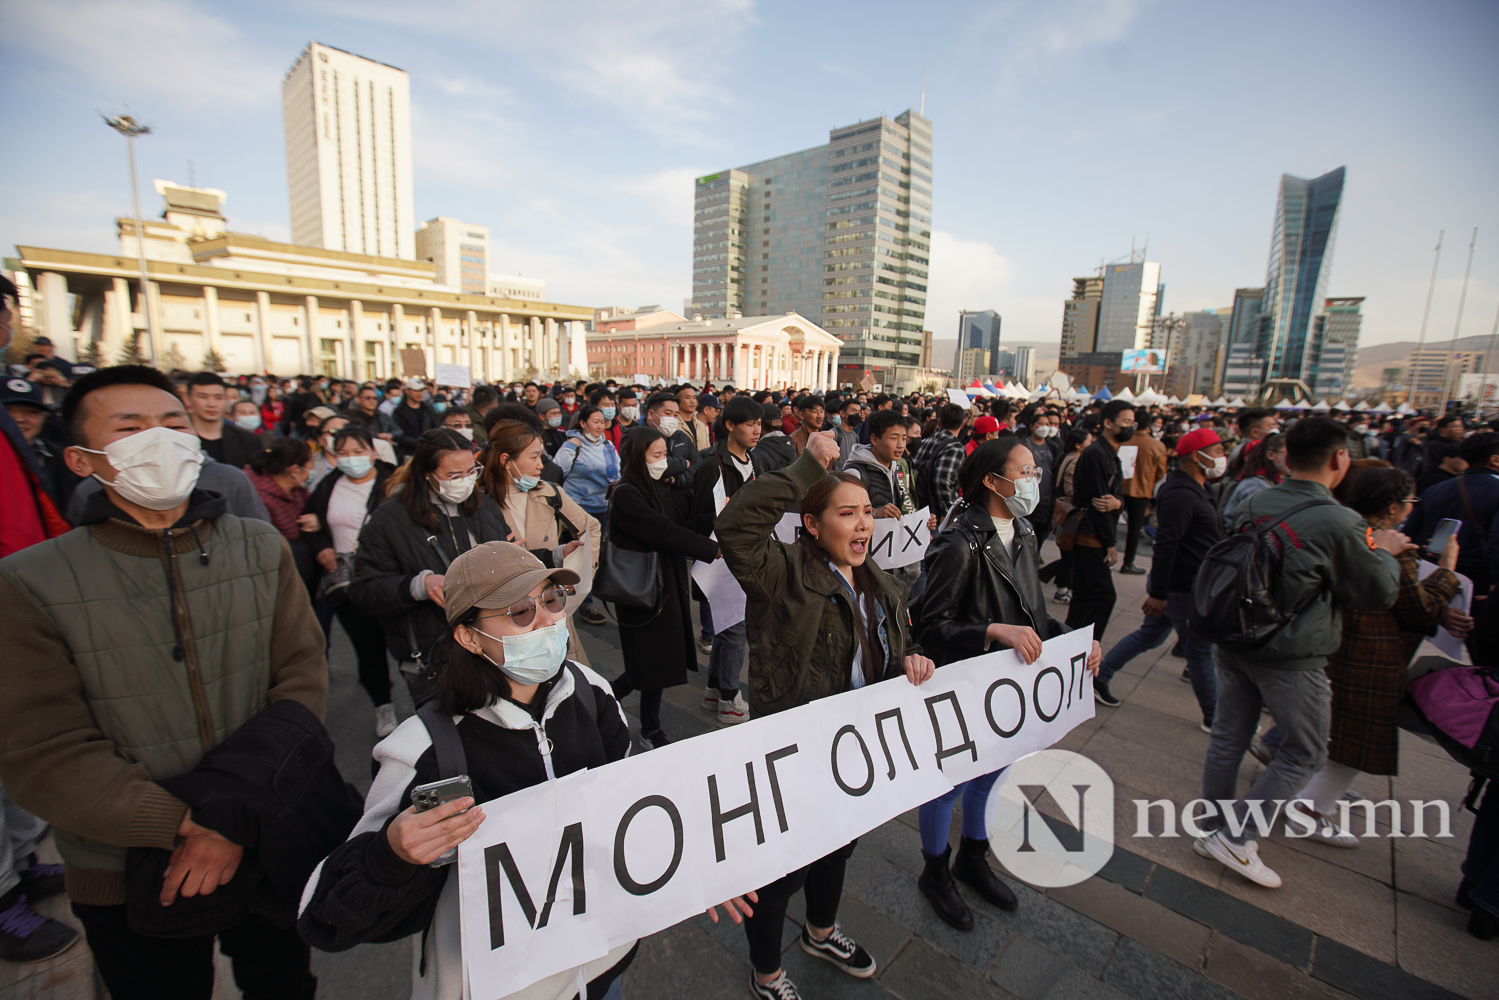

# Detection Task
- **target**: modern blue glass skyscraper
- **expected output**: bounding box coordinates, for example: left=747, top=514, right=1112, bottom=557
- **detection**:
left=955, top=309, right=1001, bottom=376
left=1259, top=167, right=1345, bottom=381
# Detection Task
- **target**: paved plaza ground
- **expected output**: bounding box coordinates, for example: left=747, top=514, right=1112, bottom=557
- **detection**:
left=4, top=534, right=1493, bottom=1000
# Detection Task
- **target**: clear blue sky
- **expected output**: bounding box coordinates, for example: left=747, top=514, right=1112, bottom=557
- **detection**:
left=4, top=0, right=1495, bottom=350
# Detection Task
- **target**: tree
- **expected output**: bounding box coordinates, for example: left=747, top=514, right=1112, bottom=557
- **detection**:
left=79, top=340, right=106, bottom=368
left=117, top=333, right=148, bottom=366
left=160, top=341, right=188, bottom=372
left=202, top=348, right=227, bottom=373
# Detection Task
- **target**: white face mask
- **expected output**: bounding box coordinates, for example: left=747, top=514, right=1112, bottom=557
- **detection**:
left=1198, top=453, right=1228, bottom=480
left=647, top=458, right=669, bottom=480
left=234, top=413, right=262, bottom=431
left=471, top=621, right=569, bottom=686
left=454, top=426, right=475, bottom=441
left=657, top=415, right=679, bottom=437
left=620, top=406, right=639, bottom=423
left=430, top=473, right=477, bottom=504
left=77, top=426, right=204, bottom=511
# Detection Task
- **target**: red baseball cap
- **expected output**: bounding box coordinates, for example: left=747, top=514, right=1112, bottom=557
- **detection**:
left=973, top=415, right=1000, bottom=435
left=1175, top=428, right=1222, bottom=456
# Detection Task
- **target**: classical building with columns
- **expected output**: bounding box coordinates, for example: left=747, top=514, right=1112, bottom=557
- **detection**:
left=9, top=182, right=589, bottom=381
left=586, top=312, right=841, bottom=390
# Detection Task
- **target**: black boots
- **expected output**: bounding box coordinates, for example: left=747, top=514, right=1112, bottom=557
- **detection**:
left=952, top=836, right=1018, bottom=912
left=919, top=839, right=1019, bottom=930
left=918, top=847, right=973, bottom=931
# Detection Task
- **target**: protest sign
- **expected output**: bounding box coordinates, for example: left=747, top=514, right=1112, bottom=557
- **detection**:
left=399, top=349, right=428, bottom=377
left=691, top=538, right=747, bottom=633
left=458, top=629, right=1093, bottom=999
left=1117, top=444, right=1138, bottom=481
left=435, top=363, right=472, bottom=387
left=1417, top=561, right=1474, bottom=660
left=768, top=509, right=930, bottom=570
left=946, top=388, right=972, bottom=409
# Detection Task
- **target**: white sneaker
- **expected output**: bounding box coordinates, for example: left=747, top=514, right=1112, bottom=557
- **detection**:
left=1195, top=829, right=1282, bottom=888
left=717, top=692, right=750, bottom=724
left=701, top=688, right=720, bottom=713
left=1311, top=815, right=1360, bottom=848
left=375, top=703, right=398, bottom=738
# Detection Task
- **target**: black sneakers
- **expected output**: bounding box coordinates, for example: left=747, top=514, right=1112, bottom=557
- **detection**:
left=799, top=924, right=876, bottom=978
left=1093, top=678, right=1121, bottom=708
left=18, top=857, right=65, bottom=902
left=0, top=887, right=79, bottom=963
left=750, top=971, right=803, bottom=999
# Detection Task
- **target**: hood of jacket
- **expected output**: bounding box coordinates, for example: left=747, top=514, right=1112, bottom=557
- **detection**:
left=845, top=444, right=896, bottom=483
left=78, top=486, right=228, bottom=532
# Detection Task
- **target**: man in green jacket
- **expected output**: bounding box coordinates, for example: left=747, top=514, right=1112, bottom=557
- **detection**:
left=0, top=366, right=327, bottom=998
left=1196, top=416, right=1404, bottom=890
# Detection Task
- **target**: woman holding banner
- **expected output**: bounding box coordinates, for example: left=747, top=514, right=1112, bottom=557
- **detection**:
left=715, top=430, right=937, bottom=1000
left=298, top=542, right=637, bottom=1000
left=911, top=438, right=1101, bottom=931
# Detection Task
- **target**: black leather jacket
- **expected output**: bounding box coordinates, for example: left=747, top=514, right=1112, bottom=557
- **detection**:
left=914, top=503, right=1070, bottom=666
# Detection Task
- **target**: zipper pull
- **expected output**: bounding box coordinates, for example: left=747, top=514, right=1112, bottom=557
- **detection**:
left=534, top=723, right=554, bottom=757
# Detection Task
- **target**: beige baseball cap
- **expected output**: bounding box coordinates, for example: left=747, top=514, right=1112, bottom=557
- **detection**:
left=403, top=376, right=426, bottom=391
left=444, top=541, right=579, bottom=625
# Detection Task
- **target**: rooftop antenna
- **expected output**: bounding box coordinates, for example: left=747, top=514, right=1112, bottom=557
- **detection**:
left=1403, top=231, right=1444, bottom=404
left=920, top=69, right=926, bottom=115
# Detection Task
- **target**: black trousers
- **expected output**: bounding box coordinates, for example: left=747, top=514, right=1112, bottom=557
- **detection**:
left=335, top=601, right=393, bottom=706
left=72, top=904, right=315, bottom=1000
left=743, top=839, right=858, bottom=974
left=1121, top=496, right=1150, bottom=567
left=610, top=677, right=663, bottom=733
left=1065, top=544, right=1115, bottom=642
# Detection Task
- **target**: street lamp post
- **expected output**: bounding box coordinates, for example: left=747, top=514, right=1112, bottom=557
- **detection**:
left=102, top=114, right=157, bottom=364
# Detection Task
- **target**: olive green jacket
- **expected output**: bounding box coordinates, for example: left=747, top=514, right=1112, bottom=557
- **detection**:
left=1222, top=478, right=1401, bottom=671
left=0, top=492, right=328, bottom=903
left=717, top=450, right=921, bottom=717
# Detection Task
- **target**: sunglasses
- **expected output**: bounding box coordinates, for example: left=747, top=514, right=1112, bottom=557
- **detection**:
left=476, top=584, right=569, bottom=628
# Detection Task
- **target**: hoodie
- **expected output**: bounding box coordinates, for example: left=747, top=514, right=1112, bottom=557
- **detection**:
left=845, top=443, right=915, bottom=514
left=553, top=429, right=620, bottom=513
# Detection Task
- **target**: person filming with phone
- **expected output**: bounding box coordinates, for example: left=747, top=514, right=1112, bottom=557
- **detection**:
left=299, top=542, right=638, bottom=999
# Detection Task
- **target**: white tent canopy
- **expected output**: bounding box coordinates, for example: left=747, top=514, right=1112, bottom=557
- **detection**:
left=1353, top=401, right=1370, bottom=411
left=1272, top=398, right=1298, bottom=410
left=1369, top=401, right=1392, bottom=413
left=1216, top=397, right=1235, bottom=408
left=1114, top=386, right=1136, bottom=401
left=1007, top=381, right=1031, bottom=399
left=1166, top=395, right=1182, bottom=405
left=1310, top=399, right=1332, bottom=412
left=1332, top=400, right=1352, bottom=412
left=1395, top=402, right=1415, bottom=415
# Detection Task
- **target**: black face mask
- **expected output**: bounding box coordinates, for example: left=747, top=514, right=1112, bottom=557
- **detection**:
left=845, top=413, right=863, bottom=427
left=1114, top=423, right=1136, bottom=442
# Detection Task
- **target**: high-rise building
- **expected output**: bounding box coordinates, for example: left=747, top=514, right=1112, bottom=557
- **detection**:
left=415, top=217, right=488, bottom=294
left=1219, top=287, right=1266, bottom=399
left=1060, top=275, right=1103, bottom=356
left=282, top=42, right=415, bottom=259
left=1172, top=310, right=1226, bottom=397
left=955, top=309, right=1001, bottom=375
left=992, top=347, right=1034, bottom=385
left=690, top=110, right=932, bottom=384
left=1096, top=261, right=1162, bottom=352
left=1307, top=296, right=1362, bottom=399
left=1259, top=167, right=1345, bottom=381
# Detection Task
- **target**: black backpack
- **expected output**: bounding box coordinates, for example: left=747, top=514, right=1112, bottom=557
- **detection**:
left=1188, top=497, right=1334, bottom=651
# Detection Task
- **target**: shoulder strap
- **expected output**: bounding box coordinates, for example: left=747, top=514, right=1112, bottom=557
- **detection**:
left=417, top=700, right=468, bottom=779
left=565, top=662, right=597, bottom=721
left=1239, top=493, right=1335, bottom=535
left=1456, top=477, right=1489, bottom=543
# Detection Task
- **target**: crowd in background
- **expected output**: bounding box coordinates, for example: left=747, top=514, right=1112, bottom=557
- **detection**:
left=2, top=264, right=1498, bottom=999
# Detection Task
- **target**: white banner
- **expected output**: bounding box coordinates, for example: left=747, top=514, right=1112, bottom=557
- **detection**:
left=1417, top=560, right=1474, bottom=660
left=458, top=629, right=1094, bottom=999
left=771, top=509, right=930, bottom=570
left=435, top=363, right=473, bottom=388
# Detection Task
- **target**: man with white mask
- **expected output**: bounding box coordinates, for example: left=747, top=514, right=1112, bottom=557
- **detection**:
left=1091, top=427, right=1226, bottom=729
left=0, top=364, right=329, bottom=995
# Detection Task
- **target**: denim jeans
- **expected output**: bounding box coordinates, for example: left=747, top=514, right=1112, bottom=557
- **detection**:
left=1, top=787, right=45, bottom=898
left=1097, top=592, right=1216, bottom=721
left=1201, top=653, right=1330, bottom=843
left=600, top=975, right=625, bottom=1000
left=918, top=768, right=1008, bottom=856
left=708, top=620, right=747, bottom=696
left=699, top=597, right=714, bottom=642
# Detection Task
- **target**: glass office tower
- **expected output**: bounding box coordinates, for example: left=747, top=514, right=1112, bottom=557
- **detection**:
left=691, top=110, right=932, bottom=382
left=1259, top=167, right=1345, bottom=381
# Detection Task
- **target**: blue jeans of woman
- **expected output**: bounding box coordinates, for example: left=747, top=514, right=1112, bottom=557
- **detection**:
left=1096, top=591, right=1216, bottom=722
left=918, top=768, right=1008, bottom=855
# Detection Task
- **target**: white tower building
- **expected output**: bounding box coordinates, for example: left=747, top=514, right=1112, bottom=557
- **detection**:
left=282, top=42, right=415, bottom=260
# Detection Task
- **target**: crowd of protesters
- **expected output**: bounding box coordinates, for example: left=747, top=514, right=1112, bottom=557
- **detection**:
left=1, top=267, right=1497, bottom=997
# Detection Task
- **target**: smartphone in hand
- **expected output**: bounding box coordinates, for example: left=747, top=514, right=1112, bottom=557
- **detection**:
left=1428, top=518, right=1461, bottom=557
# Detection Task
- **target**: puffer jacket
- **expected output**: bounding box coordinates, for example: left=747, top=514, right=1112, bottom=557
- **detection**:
left=0, top=489, right=327, bottom=904
left=914, top=503, right=1069, bottom=666
left=553, top=429, right=619, bottom=513
left=298, top=661, right=635, bottom=1000
left=844, top=444, right=916, bottom=513
left=1220, top=479, right=1401, bottom=670
left=717, top=450, right=921, bottom=717
left=349, top=493, right=512, bottom=662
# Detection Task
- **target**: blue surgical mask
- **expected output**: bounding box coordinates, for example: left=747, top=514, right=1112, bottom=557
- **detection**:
left=515, top=473, right=540, bottom=492
left=434, top=402, right=448, bottom=413
left=602, top=406, right=617, bottom=421
left=999, top=476, right=1040, bottom=518
left=337, top=455, right=373, bottom=478
left=547, top=414, right=563, bottom=428
left=472, top=620, right=568, bottom=685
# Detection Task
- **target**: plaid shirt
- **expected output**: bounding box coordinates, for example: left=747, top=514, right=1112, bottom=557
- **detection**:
left=914, top=430, right=965, bottom=519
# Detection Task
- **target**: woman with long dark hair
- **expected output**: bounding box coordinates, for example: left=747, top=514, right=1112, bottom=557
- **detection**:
left=480, top=418, right=601, bottom=665
left=606, top=426, right=720, bottom=748
left=348, top=427, right=512, bottom=703
left=1221, top=431, right=1286, bottom=527
left=302, top=425, right=401, bottom=736
left=912, top=439, right=1100, bottom=930
left=1040, top=425, right=1093, bottom=603
left=301, top=542, right=641, bottom=999
left=714, top=431, right=936, bottom=1000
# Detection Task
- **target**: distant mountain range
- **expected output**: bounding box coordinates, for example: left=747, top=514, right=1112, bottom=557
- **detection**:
left=1352, top=334, right=1494, bottom=387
